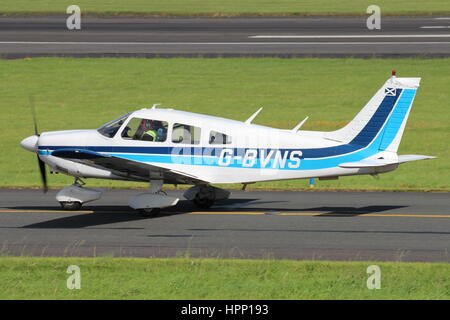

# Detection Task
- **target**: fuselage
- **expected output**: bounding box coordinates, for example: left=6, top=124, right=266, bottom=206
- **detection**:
left=31, top=108, right=395, bottom=184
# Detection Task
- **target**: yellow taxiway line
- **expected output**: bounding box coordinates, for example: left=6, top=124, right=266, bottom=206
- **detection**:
left=0, top=210, right=449, bottom=218
left=0, top=210, right=95, bottom=214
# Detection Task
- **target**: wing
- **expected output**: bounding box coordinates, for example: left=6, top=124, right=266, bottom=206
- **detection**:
left=51, top=148, right=206, bottom=184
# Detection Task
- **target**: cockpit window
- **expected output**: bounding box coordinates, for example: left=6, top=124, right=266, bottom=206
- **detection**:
left=122, top=118, right=168, bottom=142
left=172, top=123, right=201, bottom=144
left=209, top=131, right=232, bottom=144
left=97, top=113, right=130, bottom=138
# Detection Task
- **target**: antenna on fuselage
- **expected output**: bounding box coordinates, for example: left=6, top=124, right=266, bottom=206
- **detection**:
left=291, top=116, right=309, bottom=133
left=245, top=107, right=263, bottom=125
left=151, top=103, right=161, bottom=109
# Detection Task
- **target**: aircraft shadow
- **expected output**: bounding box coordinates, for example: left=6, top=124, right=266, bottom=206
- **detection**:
left=209, top=204, right=408, bottom=216
left=6, top=201, right=408, bottom=229
left=6, top=199, right=261, bottom=229
left=294, top=205, right=408, bottom=217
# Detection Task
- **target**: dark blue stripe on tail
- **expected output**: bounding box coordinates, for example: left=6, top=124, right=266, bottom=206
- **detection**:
left=350, top=89, right=402, bottom=146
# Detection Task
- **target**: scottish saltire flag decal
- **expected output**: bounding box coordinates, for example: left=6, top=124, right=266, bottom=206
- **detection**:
left=385, top=87, right=396, bottom=96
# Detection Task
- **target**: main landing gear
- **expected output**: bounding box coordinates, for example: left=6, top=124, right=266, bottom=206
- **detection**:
left=128, top=180, right=179, bottom=217
left=56, top=179, right=230, bottom=217
left=183, top=185, right=230, bottom=209
left=129, top=183, right=231, bottom=216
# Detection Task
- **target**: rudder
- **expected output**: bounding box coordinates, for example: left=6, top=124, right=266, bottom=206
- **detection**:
left=378, top=86, right=419, bottom=152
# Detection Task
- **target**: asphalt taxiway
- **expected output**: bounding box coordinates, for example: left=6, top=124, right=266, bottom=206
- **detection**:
left=0, top=188, right=449, bottom=262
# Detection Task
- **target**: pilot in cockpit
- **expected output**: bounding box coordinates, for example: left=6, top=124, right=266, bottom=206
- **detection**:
left=135, top=119, right=167, bottom=142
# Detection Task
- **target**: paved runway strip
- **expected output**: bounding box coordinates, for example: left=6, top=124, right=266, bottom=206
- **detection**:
left=1, top=15, right=449, bottom=57
left=0, top=189, right=449, bottom=262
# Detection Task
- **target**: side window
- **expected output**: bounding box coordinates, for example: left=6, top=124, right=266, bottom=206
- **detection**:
left=172, top=123, right=201, bottom=144
left=122, top=118, right=168, bottom=142
left=209, top=131, right=232, bottom=145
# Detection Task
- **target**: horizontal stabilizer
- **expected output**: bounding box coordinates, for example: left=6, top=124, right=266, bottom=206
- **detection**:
left=339, top=159, right=396, bottom=168
left=340, top=154, right=436, bottom=169
left=398, top=154, right=436, bottom=163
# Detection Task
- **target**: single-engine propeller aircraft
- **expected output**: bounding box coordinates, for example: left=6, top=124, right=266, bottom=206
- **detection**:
left=20, top=71, right=435, bottom=216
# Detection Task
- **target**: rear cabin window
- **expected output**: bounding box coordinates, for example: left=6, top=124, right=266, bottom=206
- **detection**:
left=122, top=118, right=168, bottom=142
left=172, top=123, right=201, bottom=144
left=209, top=131, right=232, bottom=144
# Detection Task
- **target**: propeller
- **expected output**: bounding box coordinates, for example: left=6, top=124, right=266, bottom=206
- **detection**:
left=29, top=95, right=48, bottom=193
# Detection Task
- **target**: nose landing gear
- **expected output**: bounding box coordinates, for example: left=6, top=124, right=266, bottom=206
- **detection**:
left=56, top=178, right=103, bottom=211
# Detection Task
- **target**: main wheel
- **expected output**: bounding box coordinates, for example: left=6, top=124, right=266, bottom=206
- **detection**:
left=59, top=201, right=82, bottom=211
left=137, top=207, right=161, bottom=217
left=193, top=197, right=215, bottom=209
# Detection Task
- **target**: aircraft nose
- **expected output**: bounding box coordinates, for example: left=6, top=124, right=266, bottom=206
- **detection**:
left=20, top=135, right=39, bottom=152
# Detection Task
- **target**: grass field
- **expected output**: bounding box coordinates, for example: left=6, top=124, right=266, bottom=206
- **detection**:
left=0, top=57, right=449, bottom=191
left=0, top=0, right=449, bottom=16
left=0, top=257, right=448, bottom=299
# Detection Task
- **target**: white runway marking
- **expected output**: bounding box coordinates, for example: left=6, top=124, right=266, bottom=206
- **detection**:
left=250, top=34, right=450, bottom=39
left=420, top=26, right=450, bottom=29
left=1, top=41, right=450, bottom=45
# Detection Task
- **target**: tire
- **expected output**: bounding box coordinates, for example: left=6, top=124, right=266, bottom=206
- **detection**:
left=193, top=197, right=215, bottom=209
left=137, top=208, right=161, bottom=217
left=60, top=201, right=82, bottom=211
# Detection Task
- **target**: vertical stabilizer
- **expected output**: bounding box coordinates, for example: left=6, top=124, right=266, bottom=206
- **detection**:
left=326, top=72, right=420, bottom=152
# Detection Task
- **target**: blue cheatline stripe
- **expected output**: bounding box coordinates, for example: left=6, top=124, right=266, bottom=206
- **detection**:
left=39, top=89, right=415, bottom=170
left=378, top=89, right=416, bottom=150
left=38, top=150, right=51, bottom=156
left=107, top=153, right=301, bottom=169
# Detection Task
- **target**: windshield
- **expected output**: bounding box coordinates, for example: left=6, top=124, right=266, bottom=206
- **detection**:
left=97, top=113, right=131, bottom=138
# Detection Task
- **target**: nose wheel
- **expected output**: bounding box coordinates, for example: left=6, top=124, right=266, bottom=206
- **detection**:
left=137, top=207, right=161, bottom=217
left=59, top=201, right=82, bottom=211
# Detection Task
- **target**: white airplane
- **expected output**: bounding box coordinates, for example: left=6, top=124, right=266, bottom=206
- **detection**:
left=20, top=71, right=435, bottom=216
